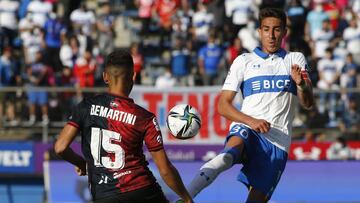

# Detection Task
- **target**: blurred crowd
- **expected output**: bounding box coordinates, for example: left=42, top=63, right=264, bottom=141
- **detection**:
left=0, top=0, right=359, bottom=141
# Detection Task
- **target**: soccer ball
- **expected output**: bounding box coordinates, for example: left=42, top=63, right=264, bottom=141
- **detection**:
left=166, top=104, right=201, bottom=139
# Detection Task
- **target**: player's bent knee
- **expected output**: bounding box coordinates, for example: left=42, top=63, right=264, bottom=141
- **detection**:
left=222, top=147, right=242, bottom=164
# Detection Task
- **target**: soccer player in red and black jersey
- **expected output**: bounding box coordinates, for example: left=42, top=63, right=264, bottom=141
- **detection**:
left=54, top=50, right=193, bottom=203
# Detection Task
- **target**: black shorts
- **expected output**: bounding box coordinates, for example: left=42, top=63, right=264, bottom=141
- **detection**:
left=93, top=184, right=169, bottom=203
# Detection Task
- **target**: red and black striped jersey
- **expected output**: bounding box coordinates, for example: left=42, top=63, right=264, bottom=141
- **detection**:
left=68, top=93, right=164, bottom=200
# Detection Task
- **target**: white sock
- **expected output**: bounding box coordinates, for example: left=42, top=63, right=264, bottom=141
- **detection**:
left=187, top=152, right=234, bottom=197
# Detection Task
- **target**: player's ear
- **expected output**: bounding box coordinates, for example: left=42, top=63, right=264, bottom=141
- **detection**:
left=282, top=26, right=287, bottom=37
left=103, top=72, right=109, bottom=85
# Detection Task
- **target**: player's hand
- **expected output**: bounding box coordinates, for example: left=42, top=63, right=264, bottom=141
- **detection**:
left=290, top=64, right=304, bottom=85
left=248, top=118, right=270, bottom=133
left=75, top=165, right=87, bottom=176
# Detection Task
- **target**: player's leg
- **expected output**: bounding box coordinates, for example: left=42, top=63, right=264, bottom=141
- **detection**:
left=39, top=92, right=49, bottom=124
left=246, top=186, right=268, bottom=203
left=187, top=135, right=244, bottom=197
left=238, top=130, right=288, bottom=203
left=27, top=92, right=37, bottom=124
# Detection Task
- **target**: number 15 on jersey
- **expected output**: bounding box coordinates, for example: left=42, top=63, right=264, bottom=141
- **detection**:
left=91, top=127, right=125, bottom=169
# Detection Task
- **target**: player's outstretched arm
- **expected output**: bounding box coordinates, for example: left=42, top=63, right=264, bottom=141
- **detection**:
left=150, top=149, right=194, bottom=203
left=218, top=90, right=271, bottom=133
left=54, top=124, right=87, bottom=175
left=291, top=64, right=314, bottom=109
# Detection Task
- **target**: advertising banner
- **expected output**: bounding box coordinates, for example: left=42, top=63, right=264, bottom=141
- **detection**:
left=0, top=142, right=35, bottom=173
left=290, top=141, right=360, bottom=160
left=131, top=86, right=240, bottom=144
left=33, top=141, right=360, bottom=174
left=1, top=140, right=360, bottom=175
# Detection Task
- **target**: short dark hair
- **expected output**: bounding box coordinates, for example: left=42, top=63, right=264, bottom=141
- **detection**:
left=259, top=7, right=287, bottom=29
left=105, top=50, right=134, bottom=71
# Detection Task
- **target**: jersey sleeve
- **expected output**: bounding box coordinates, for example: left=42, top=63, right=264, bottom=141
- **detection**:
left=222, top=55, right=245, bottom=92
left=144, top=116, right=164, bottom=152
left=67, top=100, right=86, bottom=129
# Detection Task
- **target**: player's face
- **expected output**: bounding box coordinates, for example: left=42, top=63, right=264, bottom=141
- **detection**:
left=258, top=17, right=287, bottom=54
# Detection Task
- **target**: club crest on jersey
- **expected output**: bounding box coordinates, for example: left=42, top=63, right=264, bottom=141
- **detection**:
left=110, top=100, right=119, bottom=108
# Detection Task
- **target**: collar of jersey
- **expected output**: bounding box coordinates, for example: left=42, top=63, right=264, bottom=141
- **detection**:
left=253, top=47, right=286, bottom=59
left=107, top=92, right=134, bottom=102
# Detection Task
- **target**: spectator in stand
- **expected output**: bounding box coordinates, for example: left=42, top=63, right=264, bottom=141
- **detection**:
left=130, top=42, right=143, bottom=85
left=73, top=50, right=96, bottom=101
left=192, top=1, right=214, bottom=50
left=135, top=0, right=154, bottom=34
left=18, top=13, right=34, bottom=46
left=27, top=0, right=53, bottom=28
left=343, top=17, right=360, bottom=65
left=333, top=40, right=348, bottom=61
left=339, top=96, right=360, bottom=140
left=170, top=37, right=192, bottom=86
left=305, top=2, right=329, bottom=41
left=327, top=136, right=352, bottom=160
left=198, top=33, right=223, bottom=86
left=155, top=66, right=176, bottom=88
left=334, top=7, right=351, bottom=38
left=312, top=19, right=334, bottom=59
left=175, top=0, right=193, bottom=36
left=25, top=51, right=49, bottom=125
left=224, top=0, right=256, bottom=40
left=171, top=16, right=188, bottom=47
left=60, top=35, right=80, bottom=69
left=317, top=48, right=343, bottom=127
left=70, top=2, right=95, bottom=37
left=340, top=53, right=358, bottom=103
left=0, top=0, right=19, bottom=51
left=0, top=47, right=21, bottom=126
left=73, top=50, right=96, bottom=88
left=96, top=2, right=116, bottom=56
left=153, top=0, right=180, bottom=49
left=225, top=37, right=249, bottom=67
left=43, top=13, right=67, bottom=73
left=207, top=0, right=225, bottom=41
left=322, top=0, right=340, bottom=31
left=171, top=1, right=194, bottom=47
left=59, top=66, right=76, bottom=120
left=237, top=20, right=259, bottom=51
left=23, top=26, right=45, bottom=65
left=286, top=0, right=308, bottom=40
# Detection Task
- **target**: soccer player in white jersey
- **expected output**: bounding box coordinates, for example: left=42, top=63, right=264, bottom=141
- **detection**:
left=186, top=8, right=314, bottom=203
